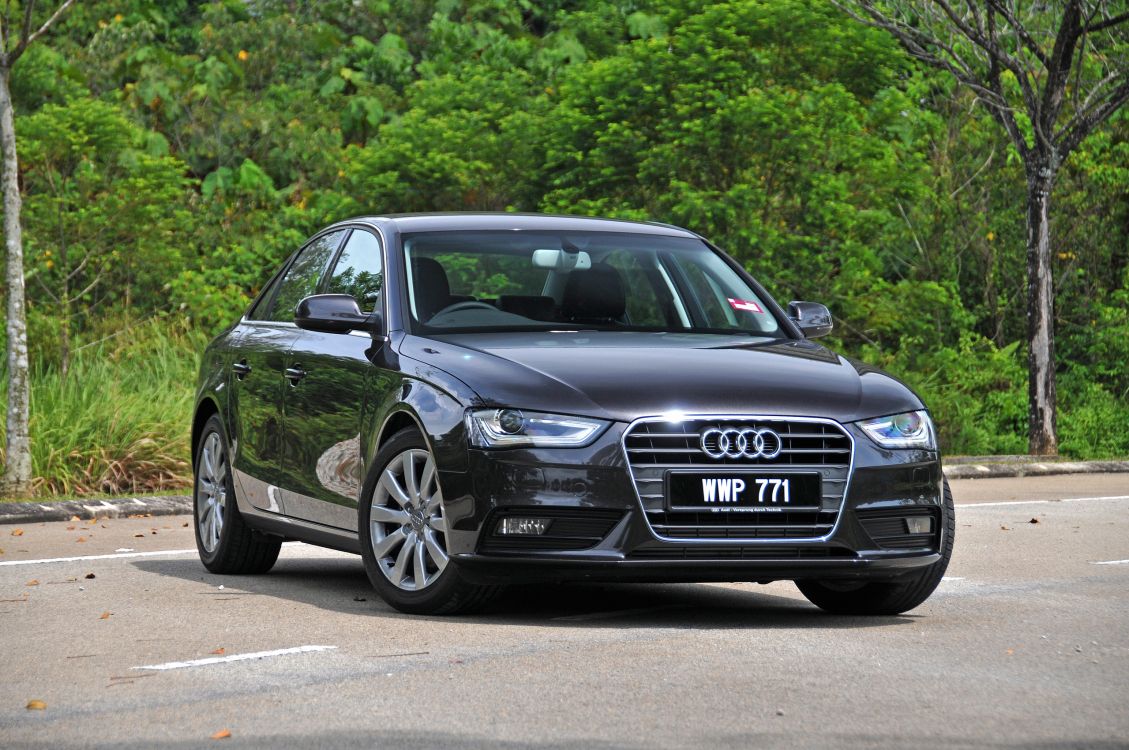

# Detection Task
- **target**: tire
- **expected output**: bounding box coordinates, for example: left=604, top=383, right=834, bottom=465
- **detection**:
left=194, top=414, right=282, bottom=574
left=797, top=478, right=955, bottom=616
left=359, top=427, right=501, bottom=615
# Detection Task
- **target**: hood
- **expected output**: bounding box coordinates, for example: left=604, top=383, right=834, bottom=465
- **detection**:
left=398, top=331, right=923, bottom=425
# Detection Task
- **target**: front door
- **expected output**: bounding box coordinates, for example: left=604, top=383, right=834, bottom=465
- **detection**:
left=280, top=228, right=395, bottom=530
left=229, top=229, right=347, bottom=514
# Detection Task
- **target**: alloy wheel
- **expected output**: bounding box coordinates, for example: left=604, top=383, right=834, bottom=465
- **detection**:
left=370, top=448, right=449, bottom=591
left=197, top=431, right=227, bottom=553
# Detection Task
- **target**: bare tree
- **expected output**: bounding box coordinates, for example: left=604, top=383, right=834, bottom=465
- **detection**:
left=834, top=0, right=1129, bottom=455
left=0, top=0, right=78, bottom=496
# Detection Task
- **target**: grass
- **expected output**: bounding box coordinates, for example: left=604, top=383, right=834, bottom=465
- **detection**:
left=0, top=322, right=202, bottom=498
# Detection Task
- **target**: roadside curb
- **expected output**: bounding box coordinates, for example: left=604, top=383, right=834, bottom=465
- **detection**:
left=943, top=460, right=1129, bottom=480
left=0, top=495, right=191, bottom=525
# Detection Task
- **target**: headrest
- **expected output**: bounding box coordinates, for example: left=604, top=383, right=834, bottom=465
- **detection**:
left=411, top=257, right=450, bottom=321
left=562, top=263, right=626, bottom=322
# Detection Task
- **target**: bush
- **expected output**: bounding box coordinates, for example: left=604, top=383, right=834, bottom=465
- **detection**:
left=0, top=321, right=202, bottom=497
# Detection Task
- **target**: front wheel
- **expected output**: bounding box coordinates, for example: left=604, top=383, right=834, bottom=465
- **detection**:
left=797, top=479, right=955, bottom=615
left=359, top=427, right=501, bottom=615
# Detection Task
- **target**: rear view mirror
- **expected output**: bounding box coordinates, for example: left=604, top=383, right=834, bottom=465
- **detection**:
left=295, top=294, right=381, bottom=335
left=787, top=301, right=833, bottom=338
left=532, top=248, right=592, bottom=271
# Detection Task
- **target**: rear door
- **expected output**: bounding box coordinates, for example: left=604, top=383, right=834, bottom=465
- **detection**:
left=229, top=229, right=346, bottom=515
left=281, top=227, right=396, bottom=530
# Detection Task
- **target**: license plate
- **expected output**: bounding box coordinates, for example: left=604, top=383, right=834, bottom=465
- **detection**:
left=666, top=472, right=822, bottom=512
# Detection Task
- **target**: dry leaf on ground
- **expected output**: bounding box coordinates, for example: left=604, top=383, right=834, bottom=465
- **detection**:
left=210, top=647, right=225, bottom=655
left=26, top=580, right=39, bottom=586
left=76, top=537, right=87, bottom=543
left=11, top=529, right=24, bottom=537
left=85, top=573, right=96, bottom=579
left=211, top=729, right=232, bottom=740
left=26, top=700, right=46, bottom=710
left=1029, top=518, right=1040, bottom=524
left=99, top=611, right=111, bottom=620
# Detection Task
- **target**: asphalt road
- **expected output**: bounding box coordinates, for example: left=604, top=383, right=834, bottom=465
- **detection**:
left=1, top=473, right=1127, bottom=749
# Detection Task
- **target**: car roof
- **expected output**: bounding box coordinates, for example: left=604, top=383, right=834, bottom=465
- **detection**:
left=333, top=212, right=700, bottom=238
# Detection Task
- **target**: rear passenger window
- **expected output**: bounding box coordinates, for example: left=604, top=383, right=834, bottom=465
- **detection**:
left=265, top=230, right=346, bottom=322
left=325, top=230, right=384, bottom=312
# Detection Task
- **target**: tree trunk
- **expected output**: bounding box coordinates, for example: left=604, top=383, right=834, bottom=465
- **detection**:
left=1025, top=163, right=1057, bottom=456
left=0, top=67, right=32, bottom=495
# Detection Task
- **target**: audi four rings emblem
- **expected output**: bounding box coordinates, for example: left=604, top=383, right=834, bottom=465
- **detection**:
left=700, top=427, right=783, bottom=460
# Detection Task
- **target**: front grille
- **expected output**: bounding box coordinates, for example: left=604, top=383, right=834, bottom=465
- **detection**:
left=624, top=417, right=853, bottom=541
left=857, top=507, right=939, bottom=551
left=478, top=508, right=624, bottom=553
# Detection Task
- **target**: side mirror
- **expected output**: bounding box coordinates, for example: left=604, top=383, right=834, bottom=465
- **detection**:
left=787, top=301, right=833, bottom=338
left=295, top=294, right=382, bottom=335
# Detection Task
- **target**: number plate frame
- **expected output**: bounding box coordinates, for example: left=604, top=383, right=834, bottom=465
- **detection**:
left=664, top=471, right=823, bottom=513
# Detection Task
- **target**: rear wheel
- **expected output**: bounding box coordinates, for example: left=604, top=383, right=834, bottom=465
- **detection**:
left=194, top=415, right=281, bottom=574
left=797, top=479, right=955, bottom=615
left=359, top=427, right=500, bottom=614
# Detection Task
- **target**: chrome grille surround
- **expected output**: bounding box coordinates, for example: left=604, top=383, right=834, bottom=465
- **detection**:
left=621, top=415, right=855, bottom=544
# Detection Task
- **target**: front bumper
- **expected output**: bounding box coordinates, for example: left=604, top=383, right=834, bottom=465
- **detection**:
left=436, top=421, right=944, bottom=585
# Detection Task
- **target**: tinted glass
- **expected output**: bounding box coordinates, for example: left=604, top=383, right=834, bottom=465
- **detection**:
left=325, top=230, right=384, bottom=312
left=402, top=231, right=781, bottom=337
left=266, top=230, right=346, bottom=322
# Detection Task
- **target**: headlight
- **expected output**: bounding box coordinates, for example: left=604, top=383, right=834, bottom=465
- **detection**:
left=857, top=410, right=937, bottom=449
left=466, top=408, right=607, bottom=448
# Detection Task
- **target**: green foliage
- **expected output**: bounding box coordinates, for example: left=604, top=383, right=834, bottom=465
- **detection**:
left=0, top=322, right=201, bottom=497
left=3, top=0, right=1127, bottom=495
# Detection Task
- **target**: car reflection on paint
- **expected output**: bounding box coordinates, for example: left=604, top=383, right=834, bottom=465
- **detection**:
left=191, top=214, right=953, bottom=615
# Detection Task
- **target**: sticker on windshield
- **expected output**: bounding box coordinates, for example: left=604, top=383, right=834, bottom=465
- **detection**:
left=727, top=298, right=764, bottom=313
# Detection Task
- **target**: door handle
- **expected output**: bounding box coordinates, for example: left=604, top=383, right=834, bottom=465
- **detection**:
left=285, top=366, right=307, bottom=386
left=232, top=360, right=251, bottom=380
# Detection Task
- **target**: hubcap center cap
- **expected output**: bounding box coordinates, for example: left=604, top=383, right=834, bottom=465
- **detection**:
left=409, top=507, right=426, bottom=532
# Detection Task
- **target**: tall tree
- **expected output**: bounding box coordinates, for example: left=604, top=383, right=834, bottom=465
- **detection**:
left=0, top=0, right=78, bottom=495
left=833, top=0, right=1129, bottom=455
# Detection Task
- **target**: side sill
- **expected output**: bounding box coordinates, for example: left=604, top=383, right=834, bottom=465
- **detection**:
left=240, top=504, right=361, bottom=555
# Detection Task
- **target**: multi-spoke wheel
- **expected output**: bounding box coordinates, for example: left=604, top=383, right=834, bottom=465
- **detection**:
left=370, top=448, right=449, bottom=591
left=359, top=427, right=501, bottom=614
left=197, top=431, right=227, bottom=554
left=193, top=414, right=281, bottom=574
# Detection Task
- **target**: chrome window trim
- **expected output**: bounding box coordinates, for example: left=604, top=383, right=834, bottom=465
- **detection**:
left=620, top=414, right=856, bottom=545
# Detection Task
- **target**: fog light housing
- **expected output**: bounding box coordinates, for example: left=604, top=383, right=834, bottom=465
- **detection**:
left=906, top=517, right=933, bottom=534
left=496, top=517, right=551, bottom=536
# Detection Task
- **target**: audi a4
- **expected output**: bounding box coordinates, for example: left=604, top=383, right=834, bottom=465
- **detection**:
left=192, top=213, right=953, bottom=615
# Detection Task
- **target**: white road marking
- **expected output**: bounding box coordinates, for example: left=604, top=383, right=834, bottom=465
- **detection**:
left=1091, top=559, right=1129, bottom=566
left=942, top=577, right=965, bottom=581
left=0, top=548, right=199, bottom=566
left=0, top=541, right=305, bottom=567
left=956, top=495, right=1129, bottom=508
left=133, top=645, right=337, bottom=671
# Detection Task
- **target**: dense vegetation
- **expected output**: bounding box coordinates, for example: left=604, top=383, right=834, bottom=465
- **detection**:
left=3, top=0, right=1127, bottom=496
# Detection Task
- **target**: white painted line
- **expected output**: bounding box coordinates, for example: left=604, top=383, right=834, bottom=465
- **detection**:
left=0, top=541, right=303, bottom=567
left=942, top=576, right=965, bottom=581
left=1091, top=559, right=1129, bottom=566
left=0, top=548, right=199, bottom=567
left=133, top=645, right=337, bottom=671
left=957, top=495, right=1129, bottom=508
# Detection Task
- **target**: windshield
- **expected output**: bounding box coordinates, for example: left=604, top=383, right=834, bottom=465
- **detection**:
left=402, top=230, right=783, bottom=338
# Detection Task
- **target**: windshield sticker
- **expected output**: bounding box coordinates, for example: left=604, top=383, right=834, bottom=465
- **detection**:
left=727, top=298, right=764, bottom=313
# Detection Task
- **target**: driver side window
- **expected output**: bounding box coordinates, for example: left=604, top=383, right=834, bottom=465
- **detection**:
left=265, top=230, right=347, bottom=322
left=325, top=230, right=384, bottom=312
